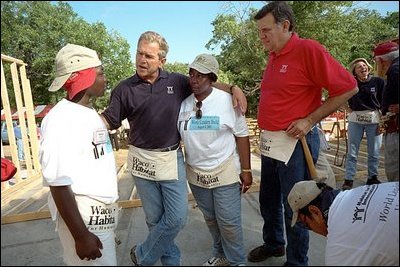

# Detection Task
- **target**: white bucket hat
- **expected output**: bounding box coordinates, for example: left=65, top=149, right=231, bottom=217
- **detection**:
left=189, top=54, right=219, bottom=76
left=348, top=58, right=372, bottom=75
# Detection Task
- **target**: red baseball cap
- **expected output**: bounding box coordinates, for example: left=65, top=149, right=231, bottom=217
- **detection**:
left=373, top=42, right=399, bottom=57
left=63, top=67, right=97, bottom=100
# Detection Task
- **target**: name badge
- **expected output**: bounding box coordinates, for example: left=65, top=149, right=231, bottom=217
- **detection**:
left=190, top=116, right=220, bottom=131
left=260, top=130, right=298, bottom=165
left=93, top=129, right=107, bottom=144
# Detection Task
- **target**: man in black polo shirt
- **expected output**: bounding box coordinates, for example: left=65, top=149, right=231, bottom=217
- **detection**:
left=101, top=31, right=246, bottom=266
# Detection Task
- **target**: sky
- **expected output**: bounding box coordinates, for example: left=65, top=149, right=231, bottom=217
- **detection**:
left=67, top=1, right=399, bottom=64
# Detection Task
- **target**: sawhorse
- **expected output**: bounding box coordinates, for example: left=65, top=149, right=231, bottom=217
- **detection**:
left=329, top=110, right=347, bottom=167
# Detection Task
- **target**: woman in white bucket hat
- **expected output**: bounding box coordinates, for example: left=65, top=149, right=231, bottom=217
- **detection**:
left=341, top=58, right=385, bottom=190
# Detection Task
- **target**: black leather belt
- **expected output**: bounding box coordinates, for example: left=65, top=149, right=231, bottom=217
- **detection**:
left=148, top=143, right=180, bottom=152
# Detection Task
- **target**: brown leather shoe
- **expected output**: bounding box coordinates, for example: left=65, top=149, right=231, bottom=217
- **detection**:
left=366, top=175, right=381, bottom=185
left=248, top=245, right=285, bottom=262
left=130, top=245, right=140, bottom=266
left=341, top=179, right=353, bottom=190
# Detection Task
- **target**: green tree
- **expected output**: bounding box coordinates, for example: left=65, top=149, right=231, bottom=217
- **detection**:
left=164, top=62, right=189, bottom=75
left=164, top=61, right=231, bottom=84
left=1, top=1, right=133, bottom=110
left=382, top=11, right=399, bottom=30
left=207, top=1, right=398, bottom=116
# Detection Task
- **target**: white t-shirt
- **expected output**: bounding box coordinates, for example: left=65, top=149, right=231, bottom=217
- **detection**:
left=178, top=89, right=248, bottom=171
left=40, top=99, right=119, bottom=219
left=326, top=182, right=399, bottom=266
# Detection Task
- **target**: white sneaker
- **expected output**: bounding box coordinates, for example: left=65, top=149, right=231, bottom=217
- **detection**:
left=203, top=256, right=230, bottom=266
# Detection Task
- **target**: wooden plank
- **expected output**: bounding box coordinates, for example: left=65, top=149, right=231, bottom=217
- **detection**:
left=1, top=210, right=50, bottom=225
left=38, top=203, right=48, bottom=211
left=129, top=185, right=137, bottom=200
left=10, top=62, right=34, bottom=173
left=1, top=173, right=41, bottom=205
left=117, top=199, right=143, bottom=209
left=1, top=54, right=26, bottom=65
left=117, top=162, right=128, bottom=180
left=19, top=64, right=41, bottom=174
left=3, top=154, right=125, bottom=216
left=2, top=187, right=48, bottom=216
left=1, top=61, right=22, bottom=181
left=0, top=181, right=260, bottom=225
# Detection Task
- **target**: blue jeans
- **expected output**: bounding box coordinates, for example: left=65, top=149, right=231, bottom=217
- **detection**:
left=384, top=132, right=399, bottom=181
left=345, top=122, right=382, bottom=180
left=259, top=128, right=319, bottom=266
left=16, top=138, right=24, bottom=160
left=133, top=149, right=188, bottom=266
left=190, top=182, right=245, bottom=266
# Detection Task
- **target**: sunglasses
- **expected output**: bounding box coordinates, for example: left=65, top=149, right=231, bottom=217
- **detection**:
left=195, top=101, right=202, bottom=119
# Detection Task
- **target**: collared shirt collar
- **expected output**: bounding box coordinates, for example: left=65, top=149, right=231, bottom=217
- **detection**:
left=131, top=68, right=169, bottom=83
left=270, top=32, right=299, bottom=58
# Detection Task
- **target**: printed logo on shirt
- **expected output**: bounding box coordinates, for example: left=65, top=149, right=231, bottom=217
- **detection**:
left=352, top=184, right=379, bottom=223
left=378, top=183, right=399, bottom=222
left=280, top=65, right=288, bottom=73
left=88, top=205, right=117, bottom=232
left=167, top=86, right=174, bottom=94
left=370, top=87, right=376, bottom=93
left=189, top=116, right=220, bottom=130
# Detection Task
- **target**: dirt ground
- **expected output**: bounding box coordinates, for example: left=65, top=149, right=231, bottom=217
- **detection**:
left=113, top=148, right=128, bottom=169
left=113, top=138, right=129, bottom=169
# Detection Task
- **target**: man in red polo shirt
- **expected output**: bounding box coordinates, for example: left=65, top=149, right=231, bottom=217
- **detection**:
left=247, top=2, right=358, bottom=266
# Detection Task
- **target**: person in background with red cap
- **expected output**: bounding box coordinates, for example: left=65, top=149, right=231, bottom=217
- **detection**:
left=39, top=44, right=119, bottom=265
left=341, top=58, right=385, bottom=190
left=373, top=42, right=399, bottom=182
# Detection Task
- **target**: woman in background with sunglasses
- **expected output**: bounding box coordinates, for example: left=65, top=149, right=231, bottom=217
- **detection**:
left=178, top=54, right=252, bottom=266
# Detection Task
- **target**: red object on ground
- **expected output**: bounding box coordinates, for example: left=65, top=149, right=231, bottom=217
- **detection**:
left=1, top=157, right=17, bottom=182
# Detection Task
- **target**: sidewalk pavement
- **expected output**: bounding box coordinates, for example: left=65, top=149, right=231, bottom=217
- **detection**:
left=1, top=153, right=328, bottom=266
left=1, top=191, right=327, bottom=266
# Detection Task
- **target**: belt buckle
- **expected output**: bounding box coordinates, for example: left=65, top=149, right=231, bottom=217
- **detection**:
left=157, top=143, right=179, bottom=152
left=161, top=147, right=171, bottom=152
